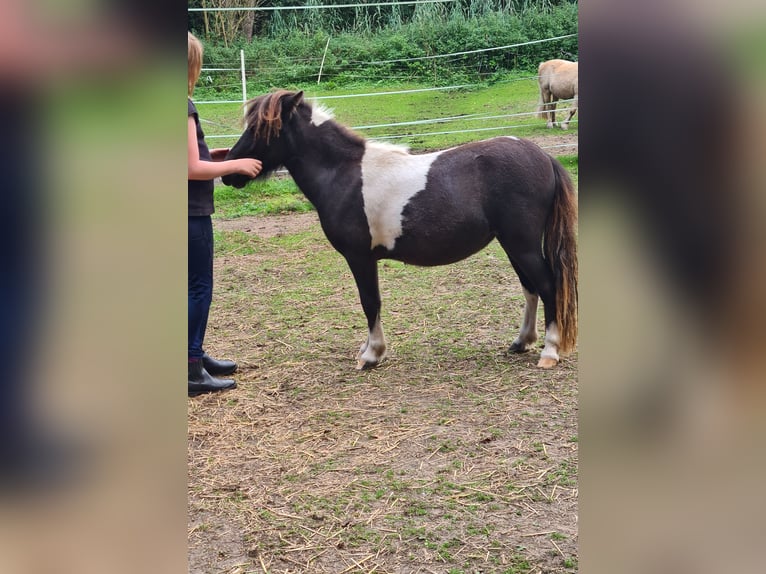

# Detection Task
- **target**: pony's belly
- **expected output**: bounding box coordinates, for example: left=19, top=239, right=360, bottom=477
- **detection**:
left=383, top=232, right=494, bottom=267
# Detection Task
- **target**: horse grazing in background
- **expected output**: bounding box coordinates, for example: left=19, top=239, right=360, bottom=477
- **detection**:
left=537, top=59, right=578, bottom=130
left=223, top=90, right=578, bottom=370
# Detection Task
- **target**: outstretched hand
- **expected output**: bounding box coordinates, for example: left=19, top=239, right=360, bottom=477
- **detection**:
left=210, top=148, right=261, bottom=177
left=233, top=158, right=262, bottom=178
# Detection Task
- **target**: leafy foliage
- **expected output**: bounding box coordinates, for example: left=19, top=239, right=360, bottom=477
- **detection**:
left=191, top=2, right=578, bottom=95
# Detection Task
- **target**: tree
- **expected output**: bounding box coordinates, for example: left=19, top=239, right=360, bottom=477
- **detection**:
left=192, top=0, right=262, bottom=46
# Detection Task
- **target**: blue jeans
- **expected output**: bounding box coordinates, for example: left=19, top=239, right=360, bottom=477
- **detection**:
left=188, top=216, right=214, bottom=360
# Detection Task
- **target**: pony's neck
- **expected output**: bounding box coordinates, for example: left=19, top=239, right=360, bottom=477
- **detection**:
left=284, top=120, right=365, bottom=200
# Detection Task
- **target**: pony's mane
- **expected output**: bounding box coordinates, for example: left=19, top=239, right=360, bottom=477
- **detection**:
left=245, top=91, right=365, bottom=146
left=366, top=140, right=410, bottom=155
left=244, top=90, right=295, bottom=144
left=306, top=99, right=366, bottom=148
left=309, top=100, right=335, bottom=125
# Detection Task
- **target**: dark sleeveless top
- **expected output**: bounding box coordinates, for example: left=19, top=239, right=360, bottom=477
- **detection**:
left=188, top=99, right=214, bottom=216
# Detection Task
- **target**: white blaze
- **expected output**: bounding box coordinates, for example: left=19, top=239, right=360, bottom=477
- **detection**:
left=360, top=142, right=441, bottom=250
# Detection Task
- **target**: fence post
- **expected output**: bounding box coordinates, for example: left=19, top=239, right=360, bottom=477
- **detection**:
left=240, top=49, right=247, bottom=125
left=317, top=37, right=331, bottom=85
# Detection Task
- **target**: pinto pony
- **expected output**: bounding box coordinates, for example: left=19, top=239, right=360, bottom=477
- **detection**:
left=223, top=91, right=578, bottom=369
left=536, top=59, right=578, bottom=130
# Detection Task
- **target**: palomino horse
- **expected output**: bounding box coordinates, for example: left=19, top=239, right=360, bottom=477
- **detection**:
left=537, top=59, right=578, bottom=130
left=223, top=91, right=578, bottom=369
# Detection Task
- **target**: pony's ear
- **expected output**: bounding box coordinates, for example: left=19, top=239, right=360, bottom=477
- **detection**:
left=282, top=90, right=304, bottom=116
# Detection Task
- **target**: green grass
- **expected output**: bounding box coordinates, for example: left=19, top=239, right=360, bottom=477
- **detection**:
left=213, top=177, right=312, bottom=218
left=557, top=154, right=578, bottom=181
left=212, top=230, right=259, bottom=256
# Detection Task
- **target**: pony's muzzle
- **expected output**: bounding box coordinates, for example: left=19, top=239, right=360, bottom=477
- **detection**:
left=221, top=174, right=249, bottom=189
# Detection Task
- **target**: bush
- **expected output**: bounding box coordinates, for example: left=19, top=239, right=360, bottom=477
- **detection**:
left=193, top=3, right=578, bottom=98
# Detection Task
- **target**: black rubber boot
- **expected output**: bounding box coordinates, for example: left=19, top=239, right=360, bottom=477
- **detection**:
left=188, top=359, right=236, bottom=396
left=202, top=353, right=237, bottom=376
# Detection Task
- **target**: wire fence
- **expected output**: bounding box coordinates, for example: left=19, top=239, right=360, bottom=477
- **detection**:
left=194, top=34, right=578, bottom=149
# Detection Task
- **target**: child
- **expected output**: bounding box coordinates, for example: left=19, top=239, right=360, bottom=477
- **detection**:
left=187, top=31, right=261, bottom=395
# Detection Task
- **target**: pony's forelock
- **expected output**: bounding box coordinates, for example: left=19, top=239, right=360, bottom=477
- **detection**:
left=244, top=90, right=297, bottom=144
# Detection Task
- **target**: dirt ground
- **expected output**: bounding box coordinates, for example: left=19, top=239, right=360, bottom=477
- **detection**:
left=215, top=211, right=319, bottom=236
left=189, top=144, right=578, bottom=573
left=526, top=132, right=578, bottom=156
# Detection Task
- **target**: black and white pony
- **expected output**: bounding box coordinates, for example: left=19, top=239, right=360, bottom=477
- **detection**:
left=223, top=90, right=578, bottom=369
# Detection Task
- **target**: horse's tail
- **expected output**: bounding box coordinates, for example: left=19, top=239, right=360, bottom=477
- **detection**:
left=536, top=89, right=546, bottom=119
left=536, top=63, right=548, bottom=119
left=536, top=96, right=546, bottom=119
left=544, top=158, right=578, bottom=354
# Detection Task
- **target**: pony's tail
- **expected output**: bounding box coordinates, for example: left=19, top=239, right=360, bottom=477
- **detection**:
left=544, top=158, right=578, bottom=354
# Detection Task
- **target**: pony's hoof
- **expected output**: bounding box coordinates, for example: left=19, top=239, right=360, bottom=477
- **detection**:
left=536, top=356, right=558, bottom=369
left=356, top=358, right=379, bottom=370
left=509, top=341, right=531, bottom=353
left=356, top=343, right=386, bottom=370
left=561, top=124, right=569, bottom=130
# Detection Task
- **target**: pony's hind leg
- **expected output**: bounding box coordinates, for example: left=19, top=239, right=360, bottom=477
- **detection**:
left=547, top=100, right=558, bottom=129
left=543, top=92, right=557, bottom=129
left=508, top=274, right=539, bottom=353
left=538, top=86, right=556, bottom=129
left=560, top=94, right=577, bottom=130
left=504, top=247, right=560, bottom=368
left=346, top=256, right=387, bottom=370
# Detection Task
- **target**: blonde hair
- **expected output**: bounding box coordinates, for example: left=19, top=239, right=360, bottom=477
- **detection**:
left=188, top=32, right=203, bottom=97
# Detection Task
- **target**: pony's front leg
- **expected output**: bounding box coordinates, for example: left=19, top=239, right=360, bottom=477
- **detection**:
left=346, top=256, right=387, bottom=370
left=357, top=314, right=387, bottom=370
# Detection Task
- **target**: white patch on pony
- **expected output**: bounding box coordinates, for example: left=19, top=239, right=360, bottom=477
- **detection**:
left=504, top=136, right=520, bottom=141
left=310, top=101, right=334, bottom=126
left=357, top=315, right=387, bottom=368
left=360, top=141, right=440, bottom=250
left=540, top=321, right=561, bottom=361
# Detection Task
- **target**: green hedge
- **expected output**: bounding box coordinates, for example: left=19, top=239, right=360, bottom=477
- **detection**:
left=194, top=4, right=577, bottom=96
